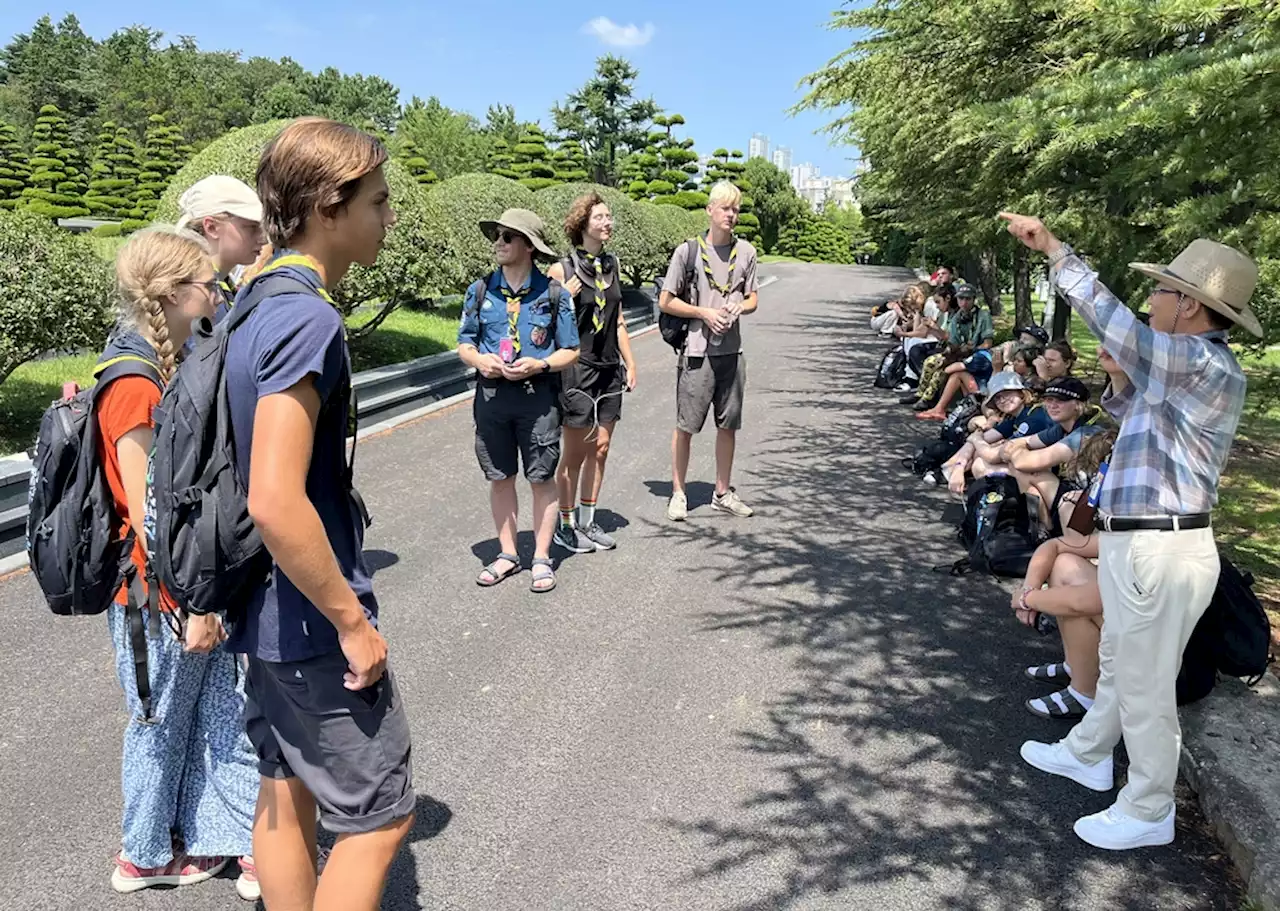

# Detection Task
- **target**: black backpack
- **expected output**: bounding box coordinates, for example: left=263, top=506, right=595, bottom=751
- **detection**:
left=905, top=438, right=962, bottom=481
left=949, top=475, right=1036, bottom=578
left=26, top=345, right=163, bottom=617
left=873, top=345, right=907, bottom=389
left=658, top=238, right=699, bottom=352
left=1210, top=557, right=1271, bottom=681
left=939, top=396, right=982, bottom=446
left=148, top=268, right=370, bottom=622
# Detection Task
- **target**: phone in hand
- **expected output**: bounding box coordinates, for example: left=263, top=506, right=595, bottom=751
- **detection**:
left=499, top=337, right=515, bottom=364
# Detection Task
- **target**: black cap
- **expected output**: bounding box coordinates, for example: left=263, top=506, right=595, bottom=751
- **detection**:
left=956, top=283, right=978, bottom=299
left=1018, top=325, right=1050, bottom=345
left=1043, top=377, right=1090, bottom=403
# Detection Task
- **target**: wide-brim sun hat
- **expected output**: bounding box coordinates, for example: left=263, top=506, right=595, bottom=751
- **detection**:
left=984, top=371, right=1027, bottom=406
left=479, top=208, right=556, bottom=260
left=1129, top=239, right=1262, bottom=338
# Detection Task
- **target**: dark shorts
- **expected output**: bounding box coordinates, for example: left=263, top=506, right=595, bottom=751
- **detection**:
left=474, top=376, right=561, bottom=482
left=244, top=651, right=415, bottom=835
left=676, top=352, right=746, bottom=434
left=559, top=362, right=626, bottom=428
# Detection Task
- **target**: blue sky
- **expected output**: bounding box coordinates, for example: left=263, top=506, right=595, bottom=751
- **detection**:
left=3, top=2, right=861, bottom=177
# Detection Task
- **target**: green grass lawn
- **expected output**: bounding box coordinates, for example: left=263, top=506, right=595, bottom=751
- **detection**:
left=0, top=304, right=463, bottom=457
left=995, top=295, right=1280, bottom=615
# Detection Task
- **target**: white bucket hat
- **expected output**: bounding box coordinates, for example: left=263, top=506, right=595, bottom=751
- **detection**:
left=176, top=175, right=263, bottom=230
left=1129, top=239, right=1262, bottom=338
left=983, top=371, right=1027, bottom=407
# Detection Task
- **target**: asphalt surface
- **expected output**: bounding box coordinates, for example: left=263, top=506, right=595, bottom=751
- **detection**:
left=0, top=263, right=1243, bottom=910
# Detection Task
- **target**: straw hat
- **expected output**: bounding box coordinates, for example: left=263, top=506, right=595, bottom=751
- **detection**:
left=1129, top=239, right=1262, bottom=338
left=479, top=209, right=556, bottom=260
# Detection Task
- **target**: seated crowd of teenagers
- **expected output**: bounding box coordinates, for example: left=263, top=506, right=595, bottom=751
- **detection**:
left=877, top=226, right=1271, bottom=852
left=28, top=116, right=761, bottom=906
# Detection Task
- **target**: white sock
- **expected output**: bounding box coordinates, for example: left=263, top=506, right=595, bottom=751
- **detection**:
left=578, top=501, right=596, bottom=527
left=1067, top=685, right=1094, bottom=709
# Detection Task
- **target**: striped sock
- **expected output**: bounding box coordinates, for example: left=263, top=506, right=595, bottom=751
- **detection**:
left=559, top=508, right=575, bottom=530
left=578, top=499, right=597, bottom=528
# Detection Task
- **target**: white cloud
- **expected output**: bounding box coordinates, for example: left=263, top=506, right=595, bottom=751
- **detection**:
left=582, top=17, right=656, bottom=48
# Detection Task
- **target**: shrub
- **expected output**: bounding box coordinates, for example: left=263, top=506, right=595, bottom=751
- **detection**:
left=531, top=183, right=670, bottom=287
left=0, top=208, right=115, bottom=385
left=158, top=120, right=449, bottom=315
left=90, top=223, right=123, bottom=237
left=427, top=173, right=537, bottom=291
left=777, top=216, right=855, bottom=264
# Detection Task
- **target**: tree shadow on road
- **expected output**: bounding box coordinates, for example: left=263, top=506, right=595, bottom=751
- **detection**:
left=653, top=281, right=1242, bottom=910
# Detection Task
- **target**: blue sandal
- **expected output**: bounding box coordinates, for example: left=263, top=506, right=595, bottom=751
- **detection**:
left=477, top=553, right=521, bottom=587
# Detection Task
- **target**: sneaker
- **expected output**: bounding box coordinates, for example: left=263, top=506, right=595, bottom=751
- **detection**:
left=921, top=471, right=938, bottom=485
left=1074, top=804, right=1175, bottom=850
left=667, top=491, right=688, bottom=521
left=894, top=382, right=913, bottom=392
left=553, top=524, right=595, bottom=554
left=712, top=488, right=754, bottom=517
left=111, top=853, right=229, bottom=894
left=235, top=857, right=260, bottom=902
left=581, top=523, right=616, bottom=550
left=899, top=392, right=921, bottom=405
left=1019, top=740, right=1114, bottom=792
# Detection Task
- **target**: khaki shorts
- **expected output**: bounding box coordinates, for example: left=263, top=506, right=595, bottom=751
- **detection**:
left=676, top=352, right=745, bottom=434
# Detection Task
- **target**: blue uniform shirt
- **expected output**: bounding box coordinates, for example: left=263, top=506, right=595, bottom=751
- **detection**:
left=457, top=268, right=579, bottom=359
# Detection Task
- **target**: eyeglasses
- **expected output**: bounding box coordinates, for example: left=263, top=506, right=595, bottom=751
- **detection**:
left=179, top=279, right=220, bottom=293
left=494, top=230, right=525, bottom=244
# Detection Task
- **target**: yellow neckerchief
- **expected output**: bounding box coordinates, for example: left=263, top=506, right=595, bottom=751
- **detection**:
left=499, top=277, right=531, bottom=357
left=258, top=253, right=337, bottom=305
left=576, top=248, right=609, bottom=331
left=697, top=233, right=737, bottom=296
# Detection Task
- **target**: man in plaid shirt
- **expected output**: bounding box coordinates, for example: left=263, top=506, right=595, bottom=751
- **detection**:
left=999, top=211, right=1262, bottom=851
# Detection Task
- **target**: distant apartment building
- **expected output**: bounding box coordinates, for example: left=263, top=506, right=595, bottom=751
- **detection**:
left=772, top=146, right=792, bottom=173
left=788, top=162, right=858, bottom=212
left=748, top=133, right=770, bottom=161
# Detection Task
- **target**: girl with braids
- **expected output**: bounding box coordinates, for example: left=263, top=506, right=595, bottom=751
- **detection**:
left=548, top=191, right=637, bottom=553
left=98, top=226, right=260, bottom=900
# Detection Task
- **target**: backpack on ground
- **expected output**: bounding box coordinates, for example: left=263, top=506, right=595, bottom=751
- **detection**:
left=905, top=438, right=962, bottom=482
left=940, top=396, right=982, bottom=446
left=147, top=267, right=371, bottom=621
left=659, top=238, right=699, bottom=352
left=1209, top=557, right=1272, bottom=682
left=26, top=349, right=163, bottom=617
left=873, top=345, right=907, bottom=389
left=949, top=475, right=1036, bottom=578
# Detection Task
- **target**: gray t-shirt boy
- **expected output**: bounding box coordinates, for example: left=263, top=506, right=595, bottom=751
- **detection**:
left=662, top=237, right=759, bottom=357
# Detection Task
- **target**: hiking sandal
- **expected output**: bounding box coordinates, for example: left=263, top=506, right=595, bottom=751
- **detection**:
left=1025, top=687, right=1089, bottom=720
left=530, top=557, right=556, bottom=594
left=1025, top=662, right=1072, bottom=683
left=477, top=553, right=521, bottom=587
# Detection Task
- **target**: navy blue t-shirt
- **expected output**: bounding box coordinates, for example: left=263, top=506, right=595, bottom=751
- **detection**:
left=223, top=262, right=377, bottom=663
left=994, top=405, right=1055, bottom=441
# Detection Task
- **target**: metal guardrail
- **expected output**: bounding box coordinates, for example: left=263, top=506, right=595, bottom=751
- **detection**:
left=0, top=292, right=659, bottom=568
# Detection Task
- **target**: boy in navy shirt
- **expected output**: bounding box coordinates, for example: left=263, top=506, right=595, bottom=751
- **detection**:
left=225, top=117, right=413, bottom=911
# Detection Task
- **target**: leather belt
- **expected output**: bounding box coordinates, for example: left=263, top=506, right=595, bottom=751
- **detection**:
left=1094, top=513, right=1211, bottom=533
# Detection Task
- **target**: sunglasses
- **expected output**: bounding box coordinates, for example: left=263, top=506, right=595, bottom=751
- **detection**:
left=494, top=230, right=526, bottom=245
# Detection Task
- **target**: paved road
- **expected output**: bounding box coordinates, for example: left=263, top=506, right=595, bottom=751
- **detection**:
left=0, top=263, right=1241, bottom=910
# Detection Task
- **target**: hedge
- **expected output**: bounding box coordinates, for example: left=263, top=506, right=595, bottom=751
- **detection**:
left=157, top=120, right=449, bottom=312
left=0, top=208, right=115, bottom=384
left=426, top=173, right=537, bottom=292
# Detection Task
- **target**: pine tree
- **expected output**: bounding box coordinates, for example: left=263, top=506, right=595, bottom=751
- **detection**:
left=629, top=114, right=705, bottom=210
left=486, top=138, right=520, bottom=180
left=0, top=122, right=28, bottom=210
left=397, top=139, right=439, bottom=187
left=133, top=113, right=186, bottom=221
left=83, top=121, right=138, bottom=218
left=510, top=125, right=560, bottom=191
left=552, top=138, right=590, bottom=183
left=19, top=104, right=89, bottom=220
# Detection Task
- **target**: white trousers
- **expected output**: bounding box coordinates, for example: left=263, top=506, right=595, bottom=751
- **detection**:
left=1064, top=527, right=1219, bottom=821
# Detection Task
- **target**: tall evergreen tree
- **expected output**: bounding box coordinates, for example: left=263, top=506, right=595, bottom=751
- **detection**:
left=552, top=138, right=590, bottom=183
left=553, top=55, right=659, bottom=183
left=510, top=125, right=560, bottom=191
left=486, top=137, right=519, bottom=180
left=0, top=122, right=28, bottom=210
left=396, top=138, right=439, bottom=186
left=83, top=120, right=139, bottom=218
left=132, top=112, right=185, bottom=221
left=19, top=103, right=88, bottom=219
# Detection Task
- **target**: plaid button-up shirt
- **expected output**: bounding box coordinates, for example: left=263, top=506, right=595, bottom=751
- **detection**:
left=1052, top=254, right=1247, bottom=517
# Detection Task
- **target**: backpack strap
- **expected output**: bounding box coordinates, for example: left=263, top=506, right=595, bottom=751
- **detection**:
left=224, top=272, right=317, bottom=333
left=91, top=356, right=163, bottom=397
left=682, top=237, right=699, bottom=306
left=465, top=271, right=496, bottom=316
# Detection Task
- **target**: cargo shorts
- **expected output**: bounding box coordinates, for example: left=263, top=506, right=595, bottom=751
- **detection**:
left=473, top=376, right=562, bottom=483
left=676, top=352, right=746, bottom=434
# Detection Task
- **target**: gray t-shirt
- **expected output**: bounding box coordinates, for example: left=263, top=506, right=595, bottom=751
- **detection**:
left=662, top=237, right=759, bottom=357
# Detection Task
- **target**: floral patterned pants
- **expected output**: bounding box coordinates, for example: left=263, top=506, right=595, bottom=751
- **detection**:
left=108, top=604, right=258, bottom=868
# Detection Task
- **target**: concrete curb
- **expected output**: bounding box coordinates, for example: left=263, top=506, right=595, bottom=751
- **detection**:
left=1180, top=672, right=1280, bottom=909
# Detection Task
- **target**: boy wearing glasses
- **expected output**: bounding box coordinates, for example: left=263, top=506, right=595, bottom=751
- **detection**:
left=457, top=209, right=580, bottom=594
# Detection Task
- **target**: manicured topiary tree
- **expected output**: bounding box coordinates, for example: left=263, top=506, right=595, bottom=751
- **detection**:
left=777, top=214, right=855, bottom=264
left=396, top=139, right=439, bottom=187
left=19, top=105, right=89, bottom=220
left=132, top=114, right=189, bottom=222
left=158, top=120, right=450, bottom=328
left=552, top=138, right=590, bottom=184
left=486, top=138, right=520, bottom=180
left=0, top=208, right=115, bottom=385
left=0, top=122, right=27, bottom=210
left=426, top=173, right=537, bottom=291
left=83, top=121, right=141, bottom=219
left=510, top=125, right=561, bottom=191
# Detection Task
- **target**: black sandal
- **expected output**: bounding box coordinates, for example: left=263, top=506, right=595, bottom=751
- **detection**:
left=1025, top=687, right=1089, bottom=720
left=530, top=557, right=556, bottom=594
left=1025, top=662, right=1072, bottom=683
left=477, top=553, right=521, bottom=587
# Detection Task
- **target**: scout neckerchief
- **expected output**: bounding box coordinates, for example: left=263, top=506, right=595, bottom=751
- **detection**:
left=697, top=233, right=738, bottom=296
left=500, top=278, right=531, bottom=357
left=576, top=249, right=609, bottom=332
left=216, top=272, right=237, bottom=307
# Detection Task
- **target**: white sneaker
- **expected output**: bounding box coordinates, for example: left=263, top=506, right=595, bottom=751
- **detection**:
left=667, top=491, right=688, bottom=522
left=1074, top=804, right=1175, bottom=850
left=1020, top=740, right=1114, bottom=792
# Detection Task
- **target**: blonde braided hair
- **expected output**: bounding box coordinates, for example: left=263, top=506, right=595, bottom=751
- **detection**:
left=114, top=226, right=211, bottom=382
